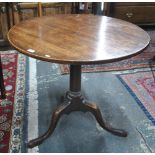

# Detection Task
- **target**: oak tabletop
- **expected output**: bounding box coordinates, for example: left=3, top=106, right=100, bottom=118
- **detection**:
left=8, top=14, right=150, bottom=64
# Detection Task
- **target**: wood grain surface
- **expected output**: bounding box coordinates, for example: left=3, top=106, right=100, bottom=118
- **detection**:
left=7, top=14, right=150, bottom=64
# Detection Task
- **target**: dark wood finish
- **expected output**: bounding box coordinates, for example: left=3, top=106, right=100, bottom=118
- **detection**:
left=71, top=3, right=79, bottom=14
left=0, top=2, right=20, bottom=46
left=106, top=2, right=155, bottom=26
left=28, top=65, right=127, bottom=148
left=70, top=65, right=81, bottom=92
left=8, top=15, right=150, bottom=65
left=0, top=3, right=28, bottom=46
left=7, top=14, right=150, bottom=148
left=103, top=3, right=111, bottom=16
left=0, top=56, right=6, bottom=99
left=0, top=3, right=9, bottom=46
left=0, top=3, right=8, bottom=40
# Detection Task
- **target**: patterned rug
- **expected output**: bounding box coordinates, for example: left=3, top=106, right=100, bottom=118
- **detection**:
left=117, top=71, right=155, bottom=125
left=59, top=30, right=155, bottom=74
left=26, top=60, right=155, bottom=153
left=0, top=50, right=26, bottom=153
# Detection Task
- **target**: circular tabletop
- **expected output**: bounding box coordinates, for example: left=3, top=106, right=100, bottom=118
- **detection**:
left=8, top=14, right=150, bottom=65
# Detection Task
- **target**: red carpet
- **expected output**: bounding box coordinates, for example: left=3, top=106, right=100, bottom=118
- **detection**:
left=0, top=51, right=26, bottom=153
left=117, top=71, right=155, bottom=125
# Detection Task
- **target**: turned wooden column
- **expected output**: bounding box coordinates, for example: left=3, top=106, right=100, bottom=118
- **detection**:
left=70, top=65, right=81, bottom=92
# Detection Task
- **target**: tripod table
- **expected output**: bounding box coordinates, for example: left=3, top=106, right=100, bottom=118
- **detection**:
left=7, top=14, right=150, bottom=148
